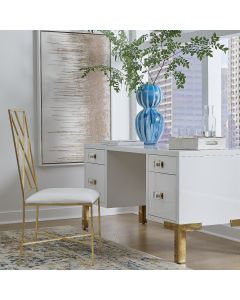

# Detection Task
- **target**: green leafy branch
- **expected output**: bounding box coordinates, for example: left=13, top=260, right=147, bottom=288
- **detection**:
left=80, top=30, right=228, bottom=92
left=80, top=65, right=124, bottom=93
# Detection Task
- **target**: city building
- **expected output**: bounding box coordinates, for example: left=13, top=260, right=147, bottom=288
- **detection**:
left=149, top=55, right=202, bottom=142
left=227, top=36, right=240, bottom=147
left=221, top=67, right=228, bottom=141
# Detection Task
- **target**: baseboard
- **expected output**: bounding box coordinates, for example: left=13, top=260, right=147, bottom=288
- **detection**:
left=202, top=224, right=240, bottom=243
left=0, top=206, right=135, bottom=225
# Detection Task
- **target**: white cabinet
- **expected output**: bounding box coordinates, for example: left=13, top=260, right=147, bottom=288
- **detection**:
left=147, top=154, right=178, bottom=222
left=148, top=172, right=177, bottom=221
left=85, top=143, right=240, bottom=226
left=84, top=145, right=146, bottom=208
left=84, top=147, right=106, bottom=207
left=85, top=163, right=106, bottom=206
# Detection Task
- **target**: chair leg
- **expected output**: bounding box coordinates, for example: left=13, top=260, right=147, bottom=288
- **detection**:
left=90, top=204, right=94, bottom=264
left=97, top=198, right=102, bottom=251
left=20, top=202, right=26, bottom=252
left=35, top=205, right=39, bottom=241
left=82, top=205, right=89, bottom=231
left=98, top=198, right=101, bottom=238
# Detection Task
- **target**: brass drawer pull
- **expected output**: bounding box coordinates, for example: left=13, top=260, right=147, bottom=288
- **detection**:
left=153, top=192, right=164, bottom=200
left=154, top=160, right=164, bottom=168
left=88, top=153, right=97, bottom=159
left=88, top=178, right=97, bottom=185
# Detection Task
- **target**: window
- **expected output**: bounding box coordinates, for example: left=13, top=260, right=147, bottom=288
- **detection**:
left=149, top=55, right=202, bottom=143
left=145, top=31, right=240, bottom=147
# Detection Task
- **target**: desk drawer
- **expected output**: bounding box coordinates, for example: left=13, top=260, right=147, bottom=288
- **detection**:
left=148, top=172, right=177, bottom=221
left=85, top=163, right=105, bottom=205
left=148, top=155, right=177, bottom=174
left=85, top=148, right=105, bottom=165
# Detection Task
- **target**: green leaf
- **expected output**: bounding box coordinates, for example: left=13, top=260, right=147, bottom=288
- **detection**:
left=80, top=30, right=228, bottom=92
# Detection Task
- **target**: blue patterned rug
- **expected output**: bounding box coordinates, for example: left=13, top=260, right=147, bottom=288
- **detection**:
left=0, top=225, right=188, bottom=270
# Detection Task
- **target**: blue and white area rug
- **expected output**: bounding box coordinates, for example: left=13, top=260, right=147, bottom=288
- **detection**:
left=0, top=225, right=188, bottom=270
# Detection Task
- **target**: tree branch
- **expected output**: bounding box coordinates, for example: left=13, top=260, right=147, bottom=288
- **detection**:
left=152, top=60, right=165, bottom=85
left=148, top=69, right=154, bottom=84
left=152, top=49, right=184, bottom=85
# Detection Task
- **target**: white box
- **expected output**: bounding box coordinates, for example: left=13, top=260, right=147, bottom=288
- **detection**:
left=169, top=137, right=226, bottom=150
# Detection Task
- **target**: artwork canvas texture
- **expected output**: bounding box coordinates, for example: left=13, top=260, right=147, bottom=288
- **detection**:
left=40, top=31, right=111, bottom=165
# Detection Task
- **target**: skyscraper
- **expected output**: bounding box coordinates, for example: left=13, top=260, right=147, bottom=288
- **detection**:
left=221, top=67, right=228, bottom=137
left=227, top=36, right=240, bottom=148
left=149, top=55, right=202, bottom=142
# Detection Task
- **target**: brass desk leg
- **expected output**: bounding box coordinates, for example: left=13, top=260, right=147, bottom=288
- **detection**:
left=230, top=219, right=240, bottom=227
left=164, top=221, right=202, bottom=264
left=82, top=205, right=89, bottom=230
left=139, top=205, right=147, bottom=224
left=174, top=228, right=186, bottom=264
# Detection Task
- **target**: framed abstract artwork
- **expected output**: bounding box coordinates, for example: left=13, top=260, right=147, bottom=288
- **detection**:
left=37, top=30, right=111, bottom=165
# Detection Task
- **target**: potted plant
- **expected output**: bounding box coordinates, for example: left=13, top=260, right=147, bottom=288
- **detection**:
left=80, top=30, right=228, bottom=145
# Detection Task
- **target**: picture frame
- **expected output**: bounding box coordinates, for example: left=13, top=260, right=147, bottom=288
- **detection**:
left=36, top=30, right=111, bottom=166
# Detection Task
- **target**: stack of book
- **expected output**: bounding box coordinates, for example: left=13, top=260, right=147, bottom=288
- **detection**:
left=169, top=137, right=226, bottom=150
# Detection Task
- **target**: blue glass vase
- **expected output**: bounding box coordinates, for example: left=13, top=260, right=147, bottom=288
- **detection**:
left=135, top=84, right=164, bottom=145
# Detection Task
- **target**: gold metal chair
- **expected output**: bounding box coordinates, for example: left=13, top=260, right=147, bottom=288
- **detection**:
left=8, top=109, right=101, bottom=263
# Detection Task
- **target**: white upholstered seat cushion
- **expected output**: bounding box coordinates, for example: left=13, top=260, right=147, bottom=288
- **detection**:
left=25, top=188, right=100, bottom=205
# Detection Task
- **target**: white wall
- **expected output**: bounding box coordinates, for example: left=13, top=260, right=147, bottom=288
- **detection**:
left=0, top=30, right=131, bottom=224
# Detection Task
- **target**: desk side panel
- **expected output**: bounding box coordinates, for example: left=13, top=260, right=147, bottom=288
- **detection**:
left=178, top=155, right=240, bottom=225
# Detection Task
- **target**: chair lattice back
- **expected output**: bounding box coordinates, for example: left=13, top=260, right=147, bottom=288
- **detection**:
left=8, top=109, right=38, bottom=199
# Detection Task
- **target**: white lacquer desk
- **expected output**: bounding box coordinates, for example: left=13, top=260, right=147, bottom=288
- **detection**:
left=84, top=143, right=240, bottom=263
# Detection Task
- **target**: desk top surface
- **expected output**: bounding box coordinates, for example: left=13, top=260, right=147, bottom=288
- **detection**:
left=86, top=143, right=240, bottom=157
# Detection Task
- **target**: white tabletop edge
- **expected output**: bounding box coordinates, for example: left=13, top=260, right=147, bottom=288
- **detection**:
left=85, top=143, right=240, bottom=157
